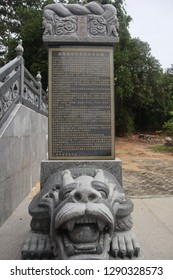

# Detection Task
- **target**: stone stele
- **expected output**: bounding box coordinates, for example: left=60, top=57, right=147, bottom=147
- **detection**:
left=21, top=2, right=140, bottom=260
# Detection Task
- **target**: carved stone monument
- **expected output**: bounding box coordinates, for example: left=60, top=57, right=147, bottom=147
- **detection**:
left=21, top=2, right=140, bottom=260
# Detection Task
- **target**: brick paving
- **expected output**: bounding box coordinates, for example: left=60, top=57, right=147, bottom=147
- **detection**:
left=123, top=163, right=173, bottom=197
left=116, top=136, right=173, bottom=197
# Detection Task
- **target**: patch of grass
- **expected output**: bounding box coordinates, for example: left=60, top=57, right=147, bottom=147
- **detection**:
left=148, top=145, right=173, bottom=154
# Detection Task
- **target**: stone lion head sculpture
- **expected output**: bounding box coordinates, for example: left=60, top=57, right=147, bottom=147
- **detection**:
left=35, top=168, right=134, bottom=259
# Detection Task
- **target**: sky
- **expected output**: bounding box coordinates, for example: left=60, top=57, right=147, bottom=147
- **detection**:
left=124, top=0, right=173, bottom=70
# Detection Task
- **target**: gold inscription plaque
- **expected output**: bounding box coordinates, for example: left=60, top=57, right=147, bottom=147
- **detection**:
left=49, top=46, right=115, bottom=160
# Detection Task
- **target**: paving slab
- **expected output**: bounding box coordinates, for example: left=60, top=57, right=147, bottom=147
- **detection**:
left=132, top=197, right=173, bottom=260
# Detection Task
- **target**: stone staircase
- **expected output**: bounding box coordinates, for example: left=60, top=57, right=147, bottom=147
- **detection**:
left=0, top=41, right=48, bottom=226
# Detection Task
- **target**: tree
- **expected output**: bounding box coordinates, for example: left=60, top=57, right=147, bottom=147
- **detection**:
left=0, top=0, right=54, bottom=89
left=162, top=66, right=173, bottom=117
left=0, top=1, right=44, bottom=60
left=112, top=1, right=171, bottom=134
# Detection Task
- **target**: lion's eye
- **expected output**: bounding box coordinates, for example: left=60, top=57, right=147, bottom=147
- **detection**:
left=59, top=183, right=78, bottom=201
left=98, top=189, right=108, bottom=199
left=59, top=189, right=72, bottom=201
left=91, top=181, right=109, bottom=198
left=62, top=190, right=71, bottom=200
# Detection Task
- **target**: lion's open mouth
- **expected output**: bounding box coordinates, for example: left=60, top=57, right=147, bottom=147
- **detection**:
left=58, top=215, right=111, bottom=257
left=53, top=202, right=114, bottom=258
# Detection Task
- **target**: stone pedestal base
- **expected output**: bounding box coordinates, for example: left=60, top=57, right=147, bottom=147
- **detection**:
left=40, top=159, right=122, bottom=189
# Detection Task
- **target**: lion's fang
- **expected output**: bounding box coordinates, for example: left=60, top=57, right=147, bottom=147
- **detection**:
left=97, top=220, right=105, bottom=231
left=66, top=220, right=75, bottom=232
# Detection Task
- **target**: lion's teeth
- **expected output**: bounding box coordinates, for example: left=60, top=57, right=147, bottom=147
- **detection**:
left=67, top=220, right=75, bottom=231
left=75, top=216, right=97, bottom=224
left=75, top=217, right=83, bottom=224
left=97, top=220, right=105, bottom=231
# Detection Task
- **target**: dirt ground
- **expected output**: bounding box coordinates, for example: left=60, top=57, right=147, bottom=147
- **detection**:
left=115, top=135, right=173, bottom=197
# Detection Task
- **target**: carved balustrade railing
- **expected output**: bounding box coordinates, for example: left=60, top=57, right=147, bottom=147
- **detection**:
left=0, top=56, right=22, bottom=126
left=0, top=41, right=48, bottom=128
left=23, top=67, right=48, bottom=116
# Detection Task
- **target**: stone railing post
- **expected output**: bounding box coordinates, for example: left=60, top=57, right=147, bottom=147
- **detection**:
left=15, top=40, right=24, bottom=101
left=36, top=71, right=42, bottom=112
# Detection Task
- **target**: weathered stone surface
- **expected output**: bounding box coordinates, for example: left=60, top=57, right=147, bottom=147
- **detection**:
left=22, top=167, right=140, bottom=260
left=43, top=2, right=119, bottom=45
left=40, top=159, right=122, bottom=188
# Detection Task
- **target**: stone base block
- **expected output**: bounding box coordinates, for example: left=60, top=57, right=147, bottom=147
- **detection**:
left=40, top=159, right=122, bottom=189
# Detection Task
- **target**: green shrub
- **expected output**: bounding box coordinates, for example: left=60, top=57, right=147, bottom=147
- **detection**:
left=162, top=117, right=173, bottom=136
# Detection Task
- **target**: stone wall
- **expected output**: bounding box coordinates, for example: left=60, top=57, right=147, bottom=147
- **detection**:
left=0, top=104, right=48, bottom=226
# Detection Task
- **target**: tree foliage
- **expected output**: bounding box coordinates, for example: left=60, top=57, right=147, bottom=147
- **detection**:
left=1, top=0, right=173, bottom=134
left=112, top=0, right=173, bottom=135
left=0, top=0, right=53, bottom=88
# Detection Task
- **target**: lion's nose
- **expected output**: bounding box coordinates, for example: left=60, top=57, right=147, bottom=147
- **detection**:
left=73, top=189, right=100, bottom=203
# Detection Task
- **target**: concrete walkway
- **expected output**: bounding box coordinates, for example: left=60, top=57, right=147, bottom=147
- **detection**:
left=0, top=186, right=173, bottom=260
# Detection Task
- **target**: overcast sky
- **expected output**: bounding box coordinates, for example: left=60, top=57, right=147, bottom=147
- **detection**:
left=124, top=0, right=173, bottom=70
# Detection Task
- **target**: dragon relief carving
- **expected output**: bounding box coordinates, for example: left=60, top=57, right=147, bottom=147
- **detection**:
left=43, top=15, right=77, bottom=36
left=21, top=169, right=140, bottom=260
left=2, top=81, right=19, bottom=112
left=43, top=2, right=119, bottom=38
